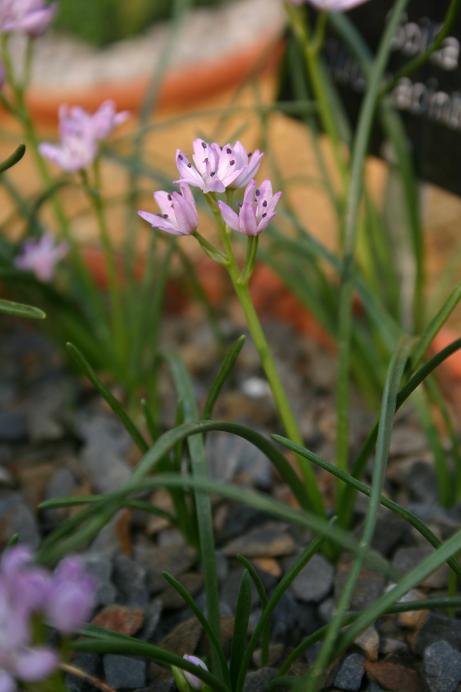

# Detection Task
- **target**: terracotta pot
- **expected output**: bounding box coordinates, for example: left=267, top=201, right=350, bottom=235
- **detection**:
left=20, top=34, right=284, bottom=125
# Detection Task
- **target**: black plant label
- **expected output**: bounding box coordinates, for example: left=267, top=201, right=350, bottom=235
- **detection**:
left=281, top=0, right=461, bottom=195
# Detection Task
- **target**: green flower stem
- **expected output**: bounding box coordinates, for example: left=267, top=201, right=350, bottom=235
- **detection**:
left=335, top=0, right=409, bottom=496
left=82, top=165, right=126, bottom=368
left=285, top=2, right=348, bottom=189
left=206, top=196, right=325, bottom=516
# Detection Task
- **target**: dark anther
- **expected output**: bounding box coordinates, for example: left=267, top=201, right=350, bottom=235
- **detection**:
left=187, top=163, right=192, bottom=168
left=201, top=141, right=207, bottom=149
left=255, top=189, right=261, bottom=196
left=226, top=147, right=232, bottom=154
left=230, top=160, right=235, bottom=166
left=262, top=212, right=267, bottom=218
left=178, top=154, right=183, bottom=160
left=162, top=213, right=169, bottom=218
left=262, top=200, right=268, bottom=207
left=210, top=171, right=216, bottom=177
left=168, top=194, right=172, bottom=200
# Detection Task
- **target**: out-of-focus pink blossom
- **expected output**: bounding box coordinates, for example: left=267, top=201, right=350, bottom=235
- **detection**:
left=182, top=655, right=208, bottom=690
left=39, top=100, right=129, bottom=172
left=0, top=546, right=96, bottom=691
left=138, top=183, right=198, bottom=236
left=218, top=179, right=282, bottom=236
left=15, top=233, right=68, bottom=282
left=45, top=556, right=95, bottom=635
left=290, top=0, right=369, bottom=10
left=0, top=0, right=57, bottom=37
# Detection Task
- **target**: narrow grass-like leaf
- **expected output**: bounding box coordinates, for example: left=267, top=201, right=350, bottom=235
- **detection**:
left=74, top=636, right=227, bottom=691
left=0, top=297, right=45, bottom=320
left=336, top=525, right=461, bottom=654
left=66, top=343, right=149, bottom=453
left=161, top=571, right=230, bottom=687
left=140, top=397, right=159, bottom=444
left=203, top=335, right=246, bottom=419
left=273, top=435, right=461, bottom=580
left=236, top=533, right=325, bottom=692
left=416, top=390, right=452, bottom=507
left=306, top=338, right=411, bottom=691
left=165, top=353, right=222, bottom=677
left=236, top=555, right=270, bottom=668
left=230, top=570, right=252, bottom=687
left=412, top=281, right=461, bottom=368
left=340, top=337, right=461, bottom=527
left=0, top=144, right=26, bottom=173
left=277, top=595, right=461, bottom=678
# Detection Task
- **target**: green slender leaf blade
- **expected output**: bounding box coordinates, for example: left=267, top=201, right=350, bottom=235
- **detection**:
left=0, top=298, right=45, bottom=320
left=0, top=144, right=26, bottom=173
left=66, top=342, right=149, bottom=453
left=412, top=282, right=461, bottom=368
left=230, top=570, right=252, bottom=686
left=203, top=335, right=246, bottom=419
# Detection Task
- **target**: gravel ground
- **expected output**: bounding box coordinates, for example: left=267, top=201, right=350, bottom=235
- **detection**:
left=1, top=304, right=460, bottom=691
left=12, top=0, right=285, bottom=90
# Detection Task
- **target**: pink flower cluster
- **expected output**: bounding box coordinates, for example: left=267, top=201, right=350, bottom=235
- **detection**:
left=0, top=546, right=95, bottom=691
left=0, top=0, right=57, bottom=37
left=138, top=139, right=281, bottom=237
left=15, top=232, right=68, bottom=282
left=40, top=101, right=129, bottom=172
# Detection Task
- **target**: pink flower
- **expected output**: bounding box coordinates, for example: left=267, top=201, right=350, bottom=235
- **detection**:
left=39, top=101, right=129, bottom=172
left=182, top=655, right=208, bottom=690
left=175, top=138, right=260, bottom=193
left=138, top=183, right=198, bottom=236
left=45, top=557, right=96, bottom=634
left=290, top=0, right=369, bottom=9
left=0, top=546, right=96, bottom=690
left=218, top=179, right=282, bottom=236
left=15, top=233, right=68, bottom=282
left=0, top=0, right=57, bottom=37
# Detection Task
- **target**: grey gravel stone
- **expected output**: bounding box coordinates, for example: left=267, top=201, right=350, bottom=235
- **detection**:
left=416, top=614, right=461, bottom=655
left=333, top=653, right=365, bottom=691
left=423, top=640, right=461, bottom=692
left=26, top=376, right=70, bottom=442
left=0, top=411, right=27, bottom=442
left=79, top=412, right=132, bottom=493
left=103, top=655, right=147, bottom=689
left=81, top=553, right=116, bottom=608
left=0, top=492, right=39, bottom=547
left=113, top=554, right=149, bottom=607
left=243, top=667, right=277, bottom=691
left=65, top=653, right=99, bottom=692
left=290, top=553, right=334, bottom=603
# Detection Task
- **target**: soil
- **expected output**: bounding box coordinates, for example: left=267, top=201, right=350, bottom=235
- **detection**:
left=1, top=301, right=460, bottom=692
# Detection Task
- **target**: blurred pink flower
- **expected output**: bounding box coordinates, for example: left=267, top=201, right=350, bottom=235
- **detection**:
left=0, top=0, right=57, bottom=37
left=0, top=546, right=96, bottom=691
left=39, top=101, right=129, bottom=172
left=218, top=179, right=282, bottom=236
left=15, top=233, right=68, bottom=282
left=290, top=0, right=369, bottom=9
left=138, top=183, right=198, bottom=236
left=175, top=138, right=262, bottom=193
left=183, top=655, right=208, bottom=690
left=45, top=556, right=96, bottom=635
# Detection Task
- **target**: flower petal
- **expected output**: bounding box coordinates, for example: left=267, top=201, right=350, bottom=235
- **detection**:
left=217, top=201, right=240, bottom=232
left=13, top=647, right=58, bottom=682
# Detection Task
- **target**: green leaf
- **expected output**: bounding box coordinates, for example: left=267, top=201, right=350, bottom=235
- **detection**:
left=0, top=144, right=26, bottom=173
left=74, top=634, right=226, bottom=691
left=0, top=298, right=45, bottom=320
left=203, top=335, right=246, bottom=419
left=272, top=435, right=461, bottom=581
left=66, top=342, right=149, bottom=453
left=412, top=281, right=461, bottom=368
left=161, top=571, right=230, bottom=687
left=230, top=570, right=252, bottom=687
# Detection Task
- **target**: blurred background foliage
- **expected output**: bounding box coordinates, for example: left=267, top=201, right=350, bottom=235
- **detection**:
left=54, top=0, right=229, bottom=46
